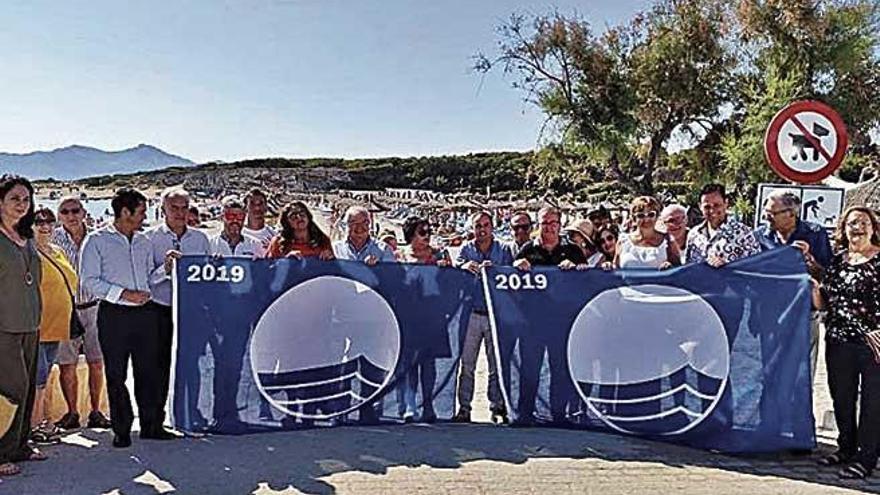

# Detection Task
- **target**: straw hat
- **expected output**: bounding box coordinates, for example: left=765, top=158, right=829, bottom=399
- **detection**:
left=562, top=218, right=595, bottom=241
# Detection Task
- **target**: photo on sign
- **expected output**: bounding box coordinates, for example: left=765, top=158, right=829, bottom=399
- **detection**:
left=755, top=184, right=845, bottom=230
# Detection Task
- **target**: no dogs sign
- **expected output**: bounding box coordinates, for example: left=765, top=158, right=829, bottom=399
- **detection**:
left=763, top=100, right=848, bottom=184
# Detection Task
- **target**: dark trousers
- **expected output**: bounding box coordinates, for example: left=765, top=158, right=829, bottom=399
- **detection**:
left=0, top=332, right=38, bottom=463
left=827, top=340, right=880, bottom=470
left=98, top=302, right=161, bottom=437
left=152, top=302, right=173, bottom=425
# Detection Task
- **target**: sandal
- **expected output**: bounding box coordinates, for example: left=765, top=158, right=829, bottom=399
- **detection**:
left=839, top=462, right=869, bottom=479
left=0, top=462, right=21, bottom=476
left=818, top=451, right=850, bottom=466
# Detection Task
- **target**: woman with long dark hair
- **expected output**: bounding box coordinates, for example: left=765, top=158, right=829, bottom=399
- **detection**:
left=815, top=206, right=880, bottom=479
left=266, top=201, right=333, bottom=260
left=0, top=175, right=46, bottom=477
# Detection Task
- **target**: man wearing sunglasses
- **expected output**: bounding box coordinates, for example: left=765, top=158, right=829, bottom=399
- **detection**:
left=52, top=197, right=112, bottom=430
left=209, top=196, right=266, bottom=258
left=146, top=187, right=210, bottom=438
left=508, top=211, right=533, bottom=255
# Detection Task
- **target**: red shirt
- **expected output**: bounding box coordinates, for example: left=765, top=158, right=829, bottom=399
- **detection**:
left=266, top=236, right=330, bottom=259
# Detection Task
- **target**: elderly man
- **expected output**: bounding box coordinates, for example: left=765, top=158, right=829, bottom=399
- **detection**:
left=209, top=196, right=265, bottom=257
left=686, top=183, right=760, bottom=266
left=453, top=211, right=512, bottom=424
left=660, top=204, right=689, bottom=252
left=754, top=189, right=832, bottom=376
left=512, top=206, right=585, bottom=425
left=146, top=187, right=209, bottom=435
left=332, top=206, right=396, bottom=264
left=80, top=189, right=161, bottom=447
left=242, top=188, right=276, bottom=249
left=52, top=197, right=111, bottom=430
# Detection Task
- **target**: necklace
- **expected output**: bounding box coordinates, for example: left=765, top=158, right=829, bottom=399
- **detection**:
left=1, top=223, right=34, bottom=286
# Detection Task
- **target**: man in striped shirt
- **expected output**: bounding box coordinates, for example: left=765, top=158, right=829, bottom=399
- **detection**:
left=51, top=196, right=112, bottom=430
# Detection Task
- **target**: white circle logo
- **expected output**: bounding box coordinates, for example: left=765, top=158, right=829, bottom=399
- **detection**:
left=567, top=284, right=729, bottom=436
left=250, top=276, right=401, bottom=420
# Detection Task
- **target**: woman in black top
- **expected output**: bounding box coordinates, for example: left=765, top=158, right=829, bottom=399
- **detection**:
left=814, top=206, right=880, bottom=479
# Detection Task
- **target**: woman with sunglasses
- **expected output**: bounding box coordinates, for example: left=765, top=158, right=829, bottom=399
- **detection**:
left=266, top=201, right=334, bottom=261
left=30, top=208, right=76, bottom=444
left=814, top=206, right=880, bottom=479
left=398, top=216, right=451, bottom=423
left=0, top=175, right=45, bottom=477
left=597, top=225, right=619, bottom=265
left=610, top=196, right=681, bottom=270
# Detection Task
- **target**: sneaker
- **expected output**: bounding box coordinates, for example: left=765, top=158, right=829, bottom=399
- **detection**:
left=30, top=422, right=61, bottom=445
left=490, top=405, right=509, bottom=425
left=451, top=409, right=471, bottom=423
left=54, top=412, right=80, bottom=430
left=86, top=411, right=112, bottom=429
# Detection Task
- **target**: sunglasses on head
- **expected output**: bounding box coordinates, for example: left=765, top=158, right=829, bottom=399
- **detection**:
left=635, top=211, right=658, bottom=220
left=59, top=207, right=82, bottom=215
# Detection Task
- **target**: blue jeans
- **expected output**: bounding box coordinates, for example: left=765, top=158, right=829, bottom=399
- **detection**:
left=36, top=342, right=60, bottom=388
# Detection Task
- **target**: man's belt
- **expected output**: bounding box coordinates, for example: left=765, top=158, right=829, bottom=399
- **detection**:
left=75, top=301, right=99, bottom=310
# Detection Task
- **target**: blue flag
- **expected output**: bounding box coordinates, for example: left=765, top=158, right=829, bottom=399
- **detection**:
left=172, top=257, right=475, bottom=433
left=484, top=247, right=815, bottom=453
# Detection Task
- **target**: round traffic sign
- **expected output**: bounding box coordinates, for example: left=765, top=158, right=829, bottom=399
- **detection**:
left=763, top=100, right=848, bottom=184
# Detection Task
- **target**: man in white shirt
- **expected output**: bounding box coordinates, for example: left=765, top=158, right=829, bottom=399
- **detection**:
left=146, top=187, right=210, bottom=431
left=209, top=196, right=265, bottom=257
left=241, top=188, right=276, bottom=250
left=80, top=189, right=167, bottom=448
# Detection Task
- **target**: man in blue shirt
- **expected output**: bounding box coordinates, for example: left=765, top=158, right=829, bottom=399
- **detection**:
left=754, top=189, right=832, bottom=378
left=453, top=211, right=513, bottom=424
left=80, top=189, right=168, bottom=448
left=332, top=206, right=396, bottom=264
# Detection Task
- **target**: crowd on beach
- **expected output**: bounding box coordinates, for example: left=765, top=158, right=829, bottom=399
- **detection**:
left=1, top=172, right=880, bottom=481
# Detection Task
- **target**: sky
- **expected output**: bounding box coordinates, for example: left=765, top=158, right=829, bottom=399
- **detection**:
left=0, top=0, right=652, bottom=163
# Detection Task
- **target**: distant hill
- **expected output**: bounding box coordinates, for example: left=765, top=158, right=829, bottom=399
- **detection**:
left=0, top=144, right=194, bottom=180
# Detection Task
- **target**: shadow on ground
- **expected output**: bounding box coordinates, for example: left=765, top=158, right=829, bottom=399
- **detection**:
left=4, top=424, right=877, bottom=495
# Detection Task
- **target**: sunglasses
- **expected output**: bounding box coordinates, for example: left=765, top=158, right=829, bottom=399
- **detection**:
left=34, top=218, right=55, bottom=226
left=59, top=207, right=82, bottom=215
left=635, top=211, right=658, bottom=220
left=512, top=223, right=531, bottom=231
left=288, top=210, right=308, bottom=219
left=602, top=235, right=616, bottom=242
left=224, top=212, right=246, bottom=222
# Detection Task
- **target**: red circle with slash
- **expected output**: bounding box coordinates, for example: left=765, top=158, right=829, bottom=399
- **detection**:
left=764, top=100, right=848, bottom=184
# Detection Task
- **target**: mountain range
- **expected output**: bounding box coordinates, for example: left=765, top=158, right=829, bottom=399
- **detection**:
left=0, top=144, right=194, bottom=180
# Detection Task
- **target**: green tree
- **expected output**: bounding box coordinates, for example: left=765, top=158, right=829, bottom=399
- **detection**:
left=476, top=0, right=736, bottom=194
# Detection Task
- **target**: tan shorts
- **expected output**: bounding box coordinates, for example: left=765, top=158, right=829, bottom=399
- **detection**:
left=56, top=305, right=103, bottom=364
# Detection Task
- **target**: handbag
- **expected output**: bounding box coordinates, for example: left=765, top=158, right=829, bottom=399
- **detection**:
left=39, top=249, right=86, bottom=340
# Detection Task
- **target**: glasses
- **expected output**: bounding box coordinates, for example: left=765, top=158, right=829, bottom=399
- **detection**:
left=34, top=218, right=55, bottom=226
left=540, top=220, right=559, bottom=226
left=602, top=235, right=616, bottom=243
left=846, top=220, right=871, bottom=229
left=634, top=211, right=658, bottom=220
left=223, top=211, right=246, bottom=222
left=763, top=209, right=791, bottom=218
left=287, top=210, right=308, bottom=219
left=511, top=223, right=531, bottom=231
left=59, top=207, right=82, bottom=215
left=417, top=228, right=432, bottom=237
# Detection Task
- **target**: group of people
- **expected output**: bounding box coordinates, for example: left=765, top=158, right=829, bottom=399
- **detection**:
left=1, top=173, right=879, bottom=480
